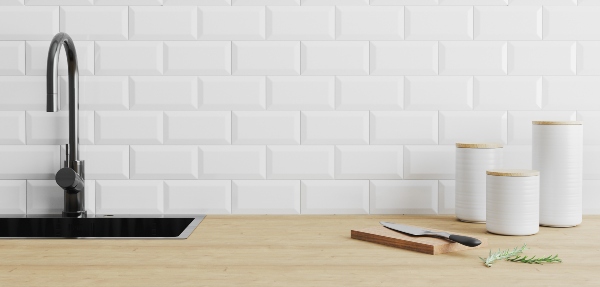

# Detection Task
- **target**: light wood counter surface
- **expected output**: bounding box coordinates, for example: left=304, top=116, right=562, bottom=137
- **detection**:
left=1, top=215, right=599, bottom=287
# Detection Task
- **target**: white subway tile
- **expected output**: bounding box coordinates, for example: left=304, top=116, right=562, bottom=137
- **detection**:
left=577, top=42, right=600, bottom=75
left=0, top=146, right=59, bottom=180
left=26, top=0, right=93, bottom=4
left=508, top=41, right=576, bottom=75
left=301, top=180, right=369, bottom=214
left=0, top=7, right=58, bottom=40
left=335, top=146, right=403, bottom=179
left=335, top=76, right=403, bottom=111
left=95, top=0, right=163, bottom=4
left=235, top=0, right=298, bottom=4
left=370, top=41, right=438, bottom=76
left=60, top=76, right=129, bottom=111
left=502, top=145, right=531, bottom=169
left=95, top=41, right=163, bottom=75
left=232, top=180, right=300, bottom=214
left=0, top=76, right=45, bottom=111
left=405, top=6, right=473, bottom=40
left=583, top=180, right=600, bottom=214
left=130, top=6, right=197, bottom=40
left=509, top=0, right=575, bottom=4
left=439, top=111, right=507, bottom=145
left=232, top=41, right=300, bottom=75
left=474, top=6, right=541, bottom=40
left=26, top=180, right=63, bottom=215
left=371, top=0, right=437, bottom=4
left=130, top=146, right=198, bottom=180
left=0, top=112, right=25, bottom=144
left=232, top=111, right=300, bottom=144
left=26, top=111, right=94, bottom=145
left=578, top=112, right=600, bottom=145
left=199, top=146, right=266, bottom=179
left=1, top=0, right=24, bottom=4
left=0, top=42, right=24, bottom=75
left=508, top=111, right=576, bottom=145
left=95, top=111, right=163, bottom=144
left=267, top=146, right=334, bottom=179
left=301, top=41, right=369, bottom=75
left=301, top=0, right=368, bottom=4
left=164, top=180, right=231, bottom=214
left=301, top=111, right=369, bottom=145
left=440, top=41, right=507, bottom=75
left=164, top=111, right=231, bottom=144
left=579, top=0, right=600, bottom=5
left=543, top=76, right=600, bottom=110
left=26, top=41, right=94, bottom=76
left=85, top=180, right=95, bottom=215
left=130, top=76, right=197, bottom=111
left=438, top=180, right=455, bottom=215
left=336, top=6, right=403, bottom=40
left=441, top=0, right=507, bottom=3
left=199, top=76, right=265, bottom=110
left=266, top=76, right=334, bottom=110
left=474, top=76, right=542, bottom=110
left=370, top=111, right=438, bottom=145
left=404, top=145, right=455, bottom=180
left=584, top=145, right=600, bottom=180
left=60, top=6, right=127, bottom=40
left=164, top=41, right=231, bottom=76
left=72, top=145, right=129, bottom=180
left=96, top=180, right=163, bottom=214
left=0, top=180, right=26, bottom=214
left=543, top=7, right=600, bottom=40
left=198, top=7, right=265, bottom=40
left=164, top=0, right=231, bottom=6
left=404, top=76, right=473, bottom=110
left=370, top=180, right=437, bottom=215
left=267, top=7, right=334, bottom=40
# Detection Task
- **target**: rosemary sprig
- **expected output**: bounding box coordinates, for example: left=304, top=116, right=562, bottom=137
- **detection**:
left=507, top=254, right=562, bottom=265
left=479, top=244, right=563, bottom=267
left=479, top=244, right=528, bottom=267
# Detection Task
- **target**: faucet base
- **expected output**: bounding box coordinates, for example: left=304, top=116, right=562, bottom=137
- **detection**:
left=62, top=211, right=87, bottom=218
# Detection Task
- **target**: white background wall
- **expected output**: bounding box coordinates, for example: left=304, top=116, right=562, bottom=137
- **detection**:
left=0, top=0, right=599, bottom=215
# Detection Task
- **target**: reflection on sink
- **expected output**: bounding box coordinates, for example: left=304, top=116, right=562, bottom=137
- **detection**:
left=0, top=215, right=204, bottom=239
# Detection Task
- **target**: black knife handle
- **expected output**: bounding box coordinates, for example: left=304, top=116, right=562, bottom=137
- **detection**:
left=449, top=234, right=482, bottom=247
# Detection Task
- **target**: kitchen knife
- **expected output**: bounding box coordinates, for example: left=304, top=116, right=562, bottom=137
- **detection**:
left=380, top=221, right=482, bottom=247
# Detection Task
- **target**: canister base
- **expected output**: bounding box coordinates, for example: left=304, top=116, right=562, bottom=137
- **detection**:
left=457, top=218, right=485, bottom=224
left=486, top=230, right=538, bottom=236
left=540, top=223, right=579, bottom=228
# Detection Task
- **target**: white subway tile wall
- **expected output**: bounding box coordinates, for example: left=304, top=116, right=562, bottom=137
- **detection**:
left=0, top=1, right=599, bottom=215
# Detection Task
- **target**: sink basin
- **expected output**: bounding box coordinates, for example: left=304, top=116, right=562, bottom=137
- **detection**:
left=0, top=215, right=204, bottom=239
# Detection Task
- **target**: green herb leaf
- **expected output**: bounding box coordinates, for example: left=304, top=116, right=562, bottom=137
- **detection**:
left=480, top=244, right=562, bottom=267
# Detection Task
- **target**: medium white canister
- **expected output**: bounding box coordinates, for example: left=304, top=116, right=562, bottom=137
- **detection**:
left=486, top=169, right=540, bottom=236
left=532, top=121, right=583, bottom=227
left=455, top=143, right=503, bottom=223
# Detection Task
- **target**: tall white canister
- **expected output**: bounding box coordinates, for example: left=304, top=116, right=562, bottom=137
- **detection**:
left=486, top=169, right=540, bottom=236
left=532, top=121, right=583, bottom=227
left=455, top=143, right=503, bottom=223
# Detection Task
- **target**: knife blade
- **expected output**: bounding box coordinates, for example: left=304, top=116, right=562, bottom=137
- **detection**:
left=380, top=221, right=482, bottom=247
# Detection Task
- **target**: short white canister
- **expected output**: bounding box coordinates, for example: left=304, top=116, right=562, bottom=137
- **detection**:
left=486, top=169, right=540, bottom=236
left=532, top=121, right=583, bottom=227
left=455, top=143, right=503, bottom=223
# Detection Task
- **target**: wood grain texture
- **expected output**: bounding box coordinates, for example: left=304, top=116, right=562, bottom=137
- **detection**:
left=532, top=121, right=583, bottom=125
left=1, top=215, right=599, bottom=287
left=351, top=225, right=487, bottom=255
left=486, top=169, right=540, bottom=177
left=456, top=143, right=504, bottom=149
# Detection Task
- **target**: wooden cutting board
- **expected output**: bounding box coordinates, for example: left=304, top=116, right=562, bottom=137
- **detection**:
left=351, top=225, right=487, bottom=255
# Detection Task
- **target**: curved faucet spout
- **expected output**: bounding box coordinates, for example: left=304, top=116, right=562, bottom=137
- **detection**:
left=46, top=32, right=85, bottom=218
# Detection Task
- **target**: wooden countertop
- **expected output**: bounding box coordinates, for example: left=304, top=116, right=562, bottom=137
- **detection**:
left=1, top=215, right=599, bottom=287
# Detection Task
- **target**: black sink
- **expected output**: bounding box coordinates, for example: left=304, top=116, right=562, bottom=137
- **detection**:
left=0, top=215, right=204, bottom=239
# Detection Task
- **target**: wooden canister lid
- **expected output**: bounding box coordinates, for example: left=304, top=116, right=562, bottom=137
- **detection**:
left=532, top=121, right=583, bottom=125
left=486, top=169, right=540, bottom=177
left=456, top=143, right=503, bottom=149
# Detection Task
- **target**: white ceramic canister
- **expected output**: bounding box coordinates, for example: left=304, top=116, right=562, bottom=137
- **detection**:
left=532, top=121, right=583, bottom=227
left=486, top=169, right=540, bottom=236
left=455, top=143, right=503, bottom=223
